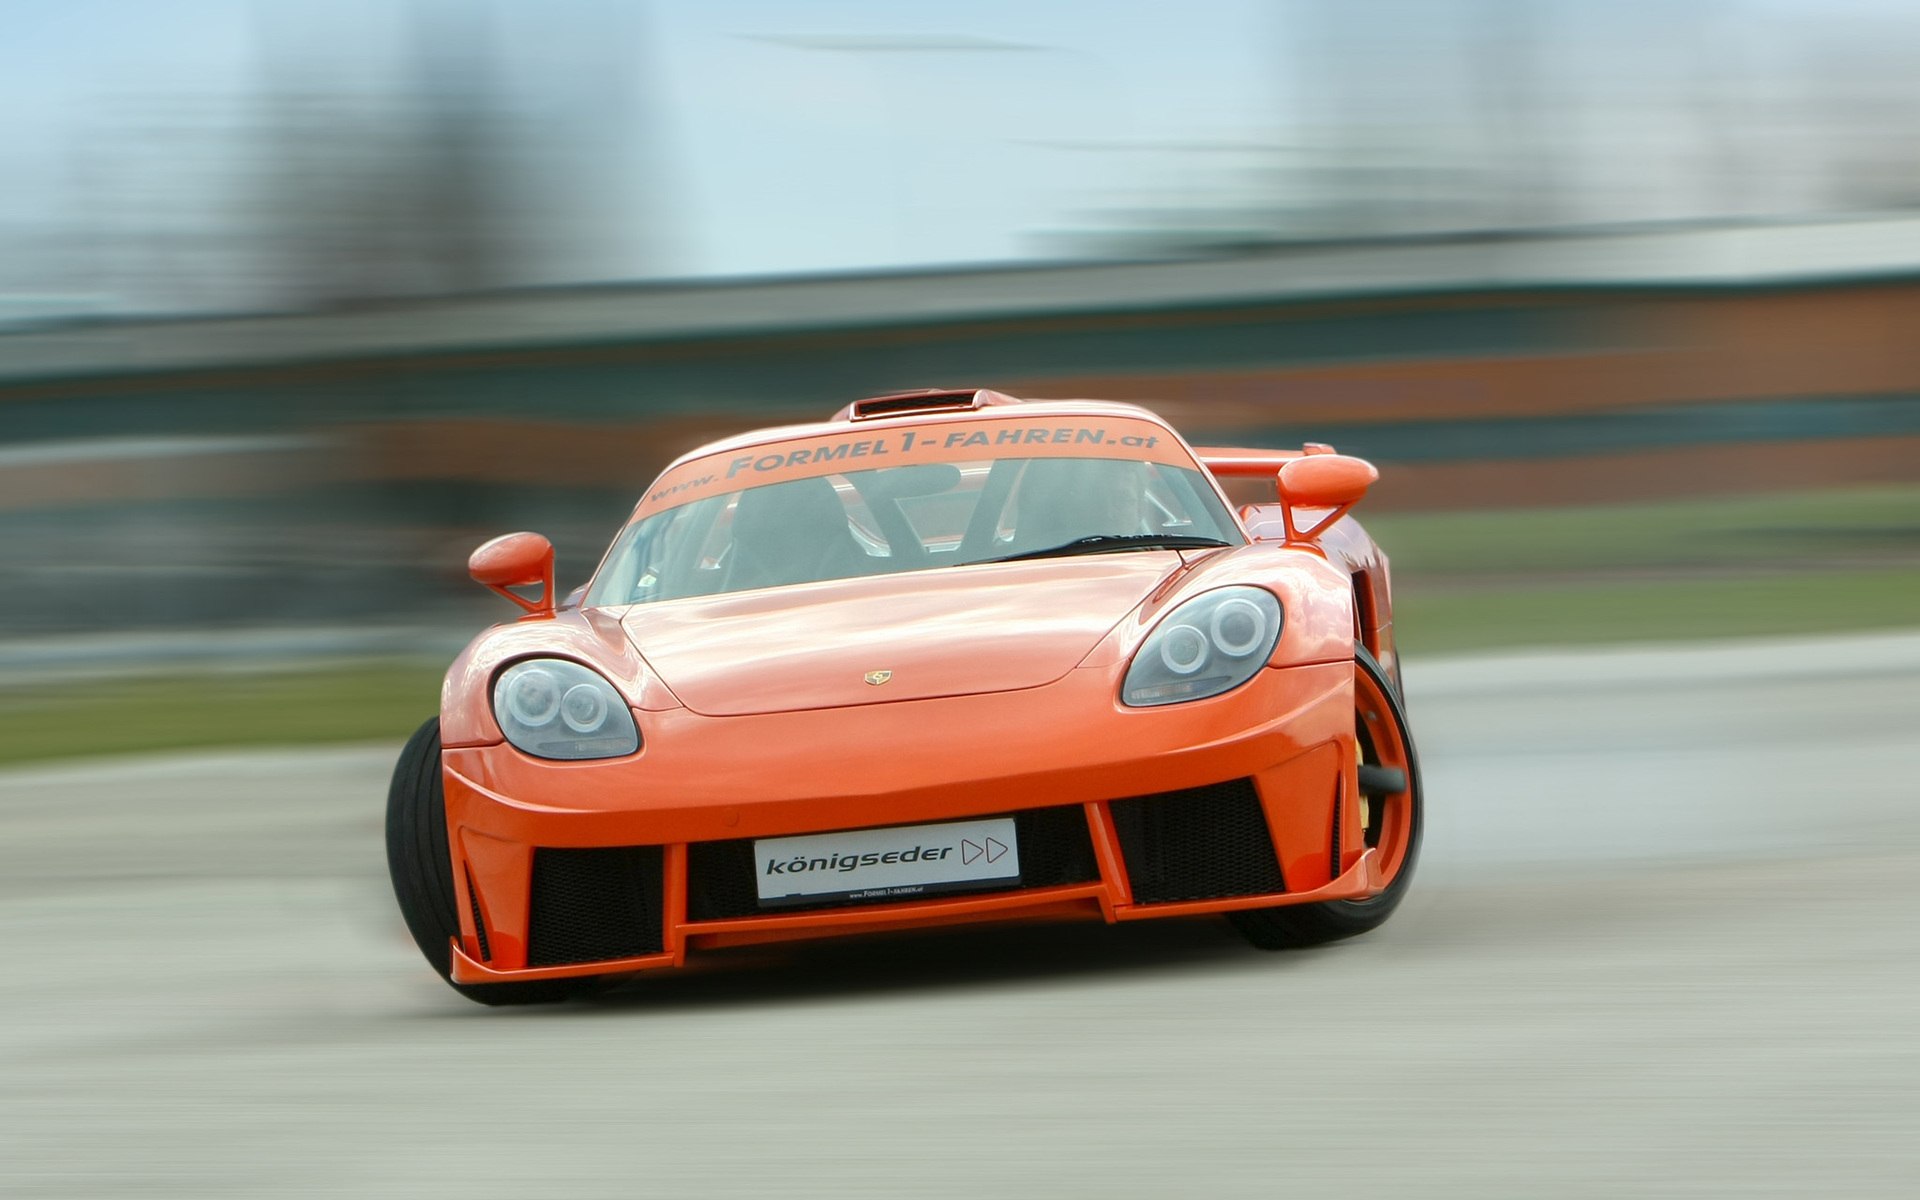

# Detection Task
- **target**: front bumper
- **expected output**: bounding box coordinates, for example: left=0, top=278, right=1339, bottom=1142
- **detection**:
left=441, top=660, right=1374, bottom=984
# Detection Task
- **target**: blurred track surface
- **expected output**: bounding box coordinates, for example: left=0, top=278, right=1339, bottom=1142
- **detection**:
left=4, top=634, right=1917, bottom=1198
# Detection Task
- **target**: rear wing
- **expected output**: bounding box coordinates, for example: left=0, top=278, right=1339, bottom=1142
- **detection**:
left=1195, top=442, right=1376, bottom=547
left=1191, top=443, right=1335, bottom=482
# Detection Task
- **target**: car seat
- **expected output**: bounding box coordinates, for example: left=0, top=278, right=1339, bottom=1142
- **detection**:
left=725, top=475, right=870, bottom=591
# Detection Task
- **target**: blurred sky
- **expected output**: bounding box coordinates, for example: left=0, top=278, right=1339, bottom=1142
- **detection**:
left=0, top=0, right=1285, bottom=282
left=4, top=0, right=1920, bottom=314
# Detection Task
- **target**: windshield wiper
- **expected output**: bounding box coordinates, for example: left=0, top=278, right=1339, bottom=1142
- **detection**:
left=977, top=533, right=1234, bottom=564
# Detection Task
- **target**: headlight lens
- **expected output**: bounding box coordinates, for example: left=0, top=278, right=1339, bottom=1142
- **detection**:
left=1123, top=587, right=1283, bottom=707
left=492, top=659, right=640, bottom=760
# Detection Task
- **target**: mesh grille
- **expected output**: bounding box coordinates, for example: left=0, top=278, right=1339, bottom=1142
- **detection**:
left=1109, top=778, right=1286, bottom=904
left=464, top=865, right=492, bottom=962
left=687, top=805, right=1100, bottom=921
left=1330, top=778, right=1344, bottom=884
left=525, top=846, right=665, bottom=967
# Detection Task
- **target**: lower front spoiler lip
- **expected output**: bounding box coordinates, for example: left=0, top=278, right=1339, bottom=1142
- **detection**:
left=447, top=847, right=1389, bottom=987
left=451, top=944, right=677, bottom=985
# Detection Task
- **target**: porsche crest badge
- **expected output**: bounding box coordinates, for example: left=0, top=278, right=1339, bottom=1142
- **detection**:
left=864, top=670, right=893, bottom=686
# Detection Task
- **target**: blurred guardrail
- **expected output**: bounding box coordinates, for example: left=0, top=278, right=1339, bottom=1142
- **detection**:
left=5, top=216, right=1920, bottom=639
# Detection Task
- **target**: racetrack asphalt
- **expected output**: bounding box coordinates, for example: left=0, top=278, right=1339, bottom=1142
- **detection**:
left=3, top=632, right=1917, bottom=1198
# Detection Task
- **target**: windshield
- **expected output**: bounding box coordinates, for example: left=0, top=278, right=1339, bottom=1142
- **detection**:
left=587, top=452, right=1242, bottom=606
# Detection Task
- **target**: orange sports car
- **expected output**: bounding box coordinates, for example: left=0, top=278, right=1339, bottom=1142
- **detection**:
left=385, top=389, right=1421, bottom=1005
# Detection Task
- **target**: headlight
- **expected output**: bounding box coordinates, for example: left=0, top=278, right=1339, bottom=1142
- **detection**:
left=1122, top=587, right=1283, bottom=707
left=492, top=659, right=640, bottom=760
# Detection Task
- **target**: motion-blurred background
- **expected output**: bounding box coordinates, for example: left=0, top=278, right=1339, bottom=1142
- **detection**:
left=6, top=7, right=1920, bottom=1198
left=3, top=0, right=1916, bottom=756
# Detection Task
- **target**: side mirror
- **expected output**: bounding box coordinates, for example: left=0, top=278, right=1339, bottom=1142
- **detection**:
left=469, top=531, right=556, bottom=618
left=1274, top=455, right=1378, bottom=544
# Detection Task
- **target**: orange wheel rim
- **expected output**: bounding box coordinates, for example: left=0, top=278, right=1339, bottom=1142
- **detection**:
left=1354, top=664, right=1415, bottom=888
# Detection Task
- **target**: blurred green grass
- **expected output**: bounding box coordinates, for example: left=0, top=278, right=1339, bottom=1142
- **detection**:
left=1395, top=566, right=1920, bottom=654
left=1365, top=484, right=1920, bottom=579
left=1, top=485, right=1914, bottom=767
left=0, top=662, right=444, bottom=768
left=1366, top=483, right=1920, bottom=653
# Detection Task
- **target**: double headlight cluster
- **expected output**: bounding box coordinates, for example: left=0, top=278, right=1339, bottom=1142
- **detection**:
left=492, top=659, right=640, bottom=760
left=1122, top=586, right=1283, bottom=707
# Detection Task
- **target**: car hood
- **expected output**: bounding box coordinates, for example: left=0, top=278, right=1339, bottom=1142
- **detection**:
left=619, top=555, right=1182, bottom=716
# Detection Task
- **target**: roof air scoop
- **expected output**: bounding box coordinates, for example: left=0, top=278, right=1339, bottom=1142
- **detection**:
left=835, top=388, right=1022, bottom=422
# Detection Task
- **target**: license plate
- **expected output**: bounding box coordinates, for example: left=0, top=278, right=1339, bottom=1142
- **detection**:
left=754, top=817, right=1021, bottom=907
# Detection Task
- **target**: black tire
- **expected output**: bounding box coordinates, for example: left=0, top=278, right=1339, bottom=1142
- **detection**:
left=385, top=717, right=584, bottom=1006
left=1229, top=645, right=1422, bottom=950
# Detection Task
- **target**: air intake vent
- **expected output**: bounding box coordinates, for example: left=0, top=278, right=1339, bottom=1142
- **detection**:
left=836, top=388, right=1024, bottom=422
left=464, top=865, right=492, bottom=962
left=1110, top=778, right=1286, bottom=904
left=525, top=846, right=665, bottom=967
left=1329, top=777, right=1344, bottom=884
left=848, top=390, right=985, bottom=421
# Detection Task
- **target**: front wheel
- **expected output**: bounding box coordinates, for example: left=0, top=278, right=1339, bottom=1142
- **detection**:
left=385, top=717, right=587, bottom=1006
left=1230, top=645, right=1422, bottom=949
